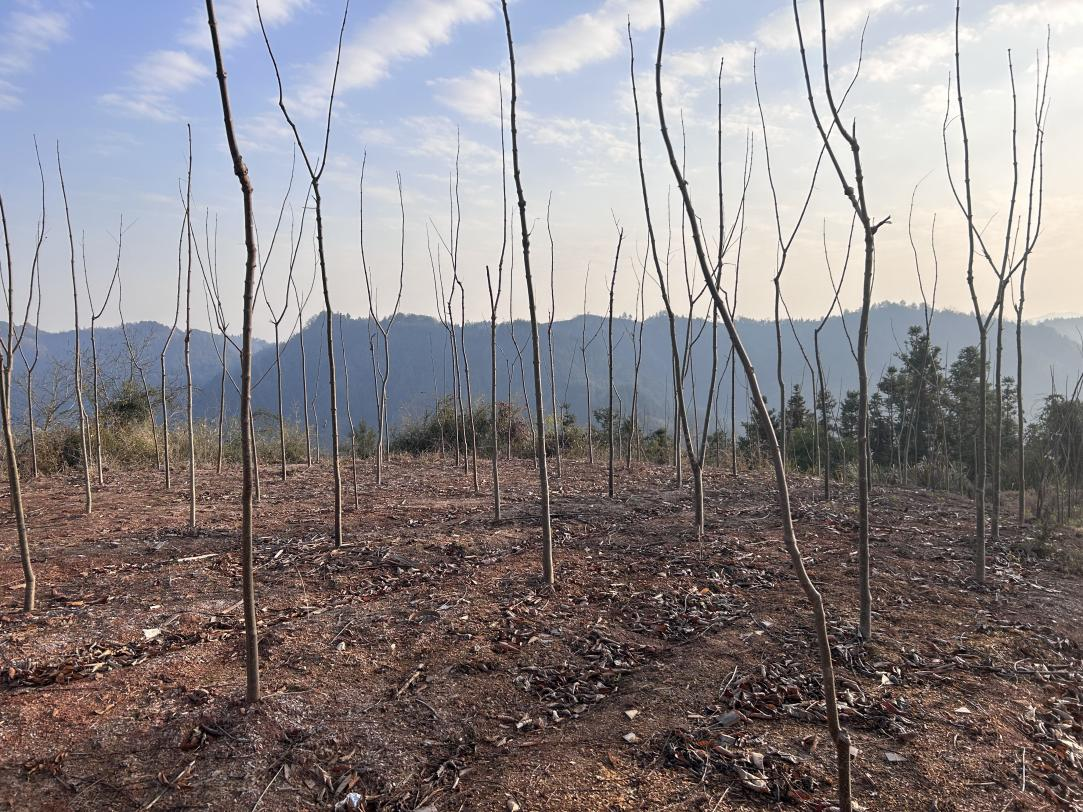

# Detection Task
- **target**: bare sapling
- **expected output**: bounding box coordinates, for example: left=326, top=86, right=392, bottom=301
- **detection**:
left=117, top=257, right=160, bottom=470
left=182, top=127, right=196, bottom=529
left=257, top=0, right=350, bottom=546
left=545, top=197, right=562, bottom=480
left=259, top=158, right=305, bottom=483
left=626, top=261, right=646, bottom=469
left=0, top=173, right=41, bottom=611
left=486, top=76, right=510, bottom=519
left=655, top=1, right=853, bottom=806
left=205, top=0, right=261, bottom=703
left=83, top=213, right=124, bottom=486
left=159, top=179, right=185, bottom=492
left=360, top=161, right=406, bottom=486
left=428, top=228, right=464, bottom=470
left=793, top=0, right=889, bottom=640
left=944, top=0, right=1047, bottom=579
left=631, top=27, right=734, bottom=536
left=815, top=217, right=856, bottom=499
left=56, top=143, right=93, bottom=514
left=338, top=316, right=359, bottom=509
left=292, top=256, right=319, bottom=467
left=606, top=224, right=623, bottom=498
left=507, top=236, right=537, bottom=467
left=200, top=214, right=229, bottom=474
left=1015, top=34, right=1049, bottom=530
left=502, top=0, right=554, bottom=584
left=580, top=267, right=604, bottom=467
left=15, top=140, right=46, bottom=480
left=900, top=182, right=940, bottom=487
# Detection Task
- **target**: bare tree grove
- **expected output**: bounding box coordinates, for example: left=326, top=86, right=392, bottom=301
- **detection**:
left=0, top=2, right=1078, bottom=810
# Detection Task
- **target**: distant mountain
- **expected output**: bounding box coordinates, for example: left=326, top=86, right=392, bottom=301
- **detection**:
left=6, top=304, right=1081, bottom=436
left=1038, top=316, right=1083, bottom=344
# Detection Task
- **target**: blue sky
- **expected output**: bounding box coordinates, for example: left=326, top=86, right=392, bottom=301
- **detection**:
left=1, top=0, right=1079, bottom=338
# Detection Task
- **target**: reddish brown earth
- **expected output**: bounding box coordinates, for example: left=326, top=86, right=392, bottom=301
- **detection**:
left=1, top=458, right=1081, bottom=811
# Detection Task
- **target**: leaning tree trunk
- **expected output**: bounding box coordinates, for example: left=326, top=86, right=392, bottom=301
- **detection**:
left=654, top=6, right=853, bottom=806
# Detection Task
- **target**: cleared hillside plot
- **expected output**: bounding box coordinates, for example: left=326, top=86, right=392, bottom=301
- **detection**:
left=1, top=460, right=1080, bottom=810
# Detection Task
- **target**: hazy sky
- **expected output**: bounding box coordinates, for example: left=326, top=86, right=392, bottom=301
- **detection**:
left=0, top=0, right=1079, bottom=340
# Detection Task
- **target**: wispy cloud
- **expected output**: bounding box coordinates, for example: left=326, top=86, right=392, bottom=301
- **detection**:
left=757, top=0, right=903, bottom=52
left=520, top=0, right=703, bottom=78
left=0, top=0, right=71, bottom=110
left=101, top=0, right=306, bottom=121
left=988, top=0, right=1083, bottom=32
left=100, top=49, right=210, bottom=121
left=180, top=0, right=311, bottom=51
left=430, top=0, right=703, bottom=125
left=430, top=67, right=503, bottom=124
left=330, top=0, right=493, bottom=92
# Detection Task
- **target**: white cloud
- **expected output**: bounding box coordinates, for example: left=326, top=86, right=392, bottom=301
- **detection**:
left=102, top=0, right=307, bottom=121
left=100, top=49, right=211, bottom=121
left=180, top=0, right=310, bottom=51
left=335, top=0, right=493, bottom=91
left=429, top=0, right=704, bottom=125
left=430, top=68, right=503, bottom=124
left=520, top=0, right=703, bottom=77
left=988, top=0, right=1083, bottom=32
left=0, top=0, right=71, bottom=109
left=757, top=0, right=903, bottom=52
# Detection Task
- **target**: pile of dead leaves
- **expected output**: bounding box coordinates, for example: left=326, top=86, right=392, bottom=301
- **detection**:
left=1019, top=695, right=1083, bottom=805
left=2, top=629, right=221, bottom=689
left=512, top=630, right=658, bottom=729
left=623, top=584, right=746, bottom=642
left=660, top=728, right=820, bottom=804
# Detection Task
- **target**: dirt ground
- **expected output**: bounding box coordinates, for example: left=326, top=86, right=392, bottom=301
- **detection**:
left=1, top=457, right=1081, bottom=811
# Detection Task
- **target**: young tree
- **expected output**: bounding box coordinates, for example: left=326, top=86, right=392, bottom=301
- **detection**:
left=502, top=0, right=554, bottom=584
left=292, top=258, right=319, bottom=468
left=160, top=190, right=184, bottom=492
left=0, top=179, right=40, bottom=611
left=626, top=263, right=646, bottom=470
left=793, top=0, right=890, bottom=640
left=945, top=1, right=1047, bottom=580
left=182, top=128, right=196, bottom=529
left=579, top=268, right=601, bottom=465
left=257, top=0, right=350, bottom=546
left=815, top=217, right=856, bottom=499
left=486, top=76, right=510, bottom=519
left=1013, top=34, right=1049, bottom=531
left=606, top=225, right=623, bottom=499
left=205, top=0, right=260, bottom=703
left=83, top=216, right=123, bottom=486
left=338, top=316, right=359, bottom=509
left=200, top=214, right=230, bottom=474
left=360, top=163, right=406, bottom=485
left=507, top=233, right=537, bottom=468
left=262, top=174, right=306, bottom=483
left=655, top=3, right=853, bottom=806
left=56, top=144, right=93, bottom=514
left=117, top=260, right=160, bottom=471
left=16, top=141, right=46, bottom=481
left=545, top=198, right=562, bottom=480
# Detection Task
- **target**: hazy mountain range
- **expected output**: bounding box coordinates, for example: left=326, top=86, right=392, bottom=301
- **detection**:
left=6, top=303, right=1082, bottom=438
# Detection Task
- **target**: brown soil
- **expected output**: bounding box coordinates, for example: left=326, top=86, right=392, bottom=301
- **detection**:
left=1, top=458, right=1081, bottom=811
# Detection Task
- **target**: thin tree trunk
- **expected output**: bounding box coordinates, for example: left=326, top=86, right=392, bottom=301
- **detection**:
left=660, top=7, right=853, bottom=807
left=56, top=146, right=92, bottom=514
left=206, top=0, right=260, bottom=703
left=183, top=126, right=197, bottom=530
left=502, top=0, right=553, bottom=584
left=0, top=195, right=36, bottom=611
